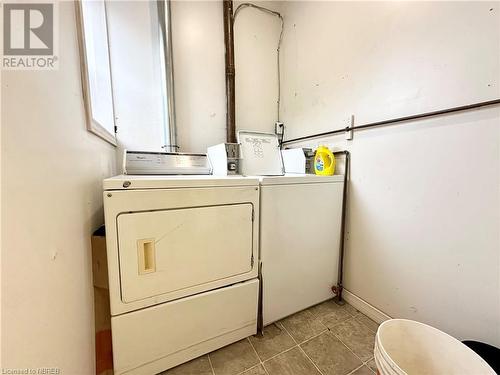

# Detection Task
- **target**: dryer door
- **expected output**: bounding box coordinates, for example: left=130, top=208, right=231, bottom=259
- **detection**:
left=117, top=203, right=254, bottom=303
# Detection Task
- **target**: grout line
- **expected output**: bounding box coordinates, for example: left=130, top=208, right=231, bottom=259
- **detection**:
left=294, top=328, right=329, bottom=347
left=346, top=363, right=365, bottom=375
left=246, top=336, right=261, bottom=362
left=252, top=322, right=300, bottom=365
left=303, top=309, right=330, bottom=335
left=246, top=337, right=262, bottom=365
left=327, top=303, right=379, bottom=371
left=307, top=304, right=378, bottom=375
left=207, top=353, right=216, bottom=375
left=235, top=363, right=265, bottom=375
left=261, top=343, right=298, bottom=364
left=278, top=321, right=299, bottom=345
left=246, top=337, right=271, bottom=375
left=297, top=345, right=326, bottom=375
left=210, top=302, right=373, bottom=375
left=363, top=357, right=376, bottom=374
left=279, top=320, right=325, bottom=375
left=315, top=309, right=366, bottom=363
left=330, top=328, right=368, bottom=365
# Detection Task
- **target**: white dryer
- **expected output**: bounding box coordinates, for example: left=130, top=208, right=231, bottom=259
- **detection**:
left=259, top=174, right=344, bottom=325
left=103, top=175, right=260, bottom=375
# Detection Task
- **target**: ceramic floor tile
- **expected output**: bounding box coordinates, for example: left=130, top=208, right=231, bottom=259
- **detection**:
left=263, top=347, right=320, bottom=375
left=308, top=300, right=352, bottom=328
left=240, top=364, right=267, bottom=375
left=330, top=319, right=376, bottom=362
left=280, top=309, right=326, bottom=343
left=366, top=358, right=377, bottom=373
left=355, top=314, right=379, bottom=333
left=350, top=366, right=373, bottom=375
left=249, top=324, right=296, bottom=361
left=301, top=332, right=362, bottom=375
left=161, top=355, right=213, bottom=375
left=210, top=339, right=259, bottom=375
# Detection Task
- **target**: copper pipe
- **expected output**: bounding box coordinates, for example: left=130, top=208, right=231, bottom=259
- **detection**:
left=223, top=0, right=236, bottom=143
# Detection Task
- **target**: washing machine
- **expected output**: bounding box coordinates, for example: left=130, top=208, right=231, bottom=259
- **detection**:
left=259, top=174, right=344, bottom=325
left=208, top=132, right=345, bottom=326
left=103, top=175, right=260, bottom=375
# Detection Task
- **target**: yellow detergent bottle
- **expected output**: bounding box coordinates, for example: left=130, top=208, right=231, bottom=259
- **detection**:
left=314, top=146, right=335, bottom=175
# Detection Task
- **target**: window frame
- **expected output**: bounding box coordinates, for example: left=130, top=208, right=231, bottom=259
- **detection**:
left=75, top=0, right=117, bottom=146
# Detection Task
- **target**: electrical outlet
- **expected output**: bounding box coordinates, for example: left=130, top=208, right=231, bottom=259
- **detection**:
left=344, top=115, right=354, bottom=140
left=275, top=121, right=284, bottom=135
left=275, top=121, right=285, bottom=144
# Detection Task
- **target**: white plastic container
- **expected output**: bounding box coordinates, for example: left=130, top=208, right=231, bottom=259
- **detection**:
left=374, top=319, right=495, bottom=375
left=237, top=131, right=284, bottom=176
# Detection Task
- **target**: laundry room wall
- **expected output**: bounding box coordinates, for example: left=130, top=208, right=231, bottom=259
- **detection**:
left=171, top=0, right=282, bottom=153
left=104, top=0, right=282, bottom=155
left=233, top=1, right=283, bottom=134
left=279, top=1, right=500, bottom=346
left=1, top=2, right=116, bottom=374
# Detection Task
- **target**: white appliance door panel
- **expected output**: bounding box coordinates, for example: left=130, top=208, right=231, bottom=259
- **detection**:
left=118, top=204, right=254, bottom=303
left=112, top=279, right=258, bottom=374
left=261, top=181, right=344, bottom=325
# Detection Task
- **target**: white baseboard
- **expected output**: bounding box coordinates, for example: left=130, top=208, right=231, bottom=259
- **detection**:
left=343, top=289, right=392, bottom=324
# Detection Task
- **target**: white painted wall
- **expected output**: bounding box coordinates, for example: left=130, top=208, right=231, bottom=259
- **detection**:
left=234, top=1, right=283, bottom=133
left=1, top=2, right=116, bottom=373
left=171, top=0, right=282, bottom=153
left=104, top=0, right=282, bottom=155
left=280, top=1, right=500, bottom=346
left=281, top=1, right=500, bottom=140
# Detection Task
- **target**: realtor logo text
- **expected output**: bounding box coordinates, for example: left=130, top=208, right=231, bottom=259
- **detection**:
left=2, top=2, right=58, bottom=70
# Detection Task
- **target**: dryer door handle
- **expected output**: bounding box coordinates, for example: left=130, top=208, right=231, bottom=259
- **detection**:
left=137, top=239, right=156, bottom=274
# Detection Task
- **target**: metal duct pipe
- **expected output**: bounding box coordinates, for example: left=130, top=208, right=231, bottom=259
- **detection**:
left=223, top=0, right=236, bottom=143
left=157, top=0, right=178, bottom=152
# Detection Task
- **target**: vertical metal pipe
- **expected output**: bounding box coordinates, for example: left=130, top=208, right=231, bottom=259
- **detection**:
left=164, top=0, right=178, bottom=151
left=157, top=0, right=178, bottom=151
left=333, top=150, right=350, bottom=304
left=223, top=0, right=236, bottom=143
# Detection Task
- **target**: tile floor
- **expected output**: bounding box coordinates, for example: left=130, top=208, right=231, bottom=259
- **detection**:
left=161, top=300, right=379, bottom=375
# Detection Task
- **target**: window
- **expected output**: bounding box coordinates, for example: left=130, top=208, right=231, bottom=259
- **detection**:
left=76, top=0, right=177, bottom=151
left=76, top=0, right=116, bottom=146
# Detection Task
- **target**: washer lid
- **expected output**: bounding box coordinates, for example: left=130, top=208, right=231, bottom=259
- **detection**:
left=259, top=174, right=345, bottom=185
left=237, top=131, right=284, bottom=176
left=103, top=174, right=259, bottom=190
